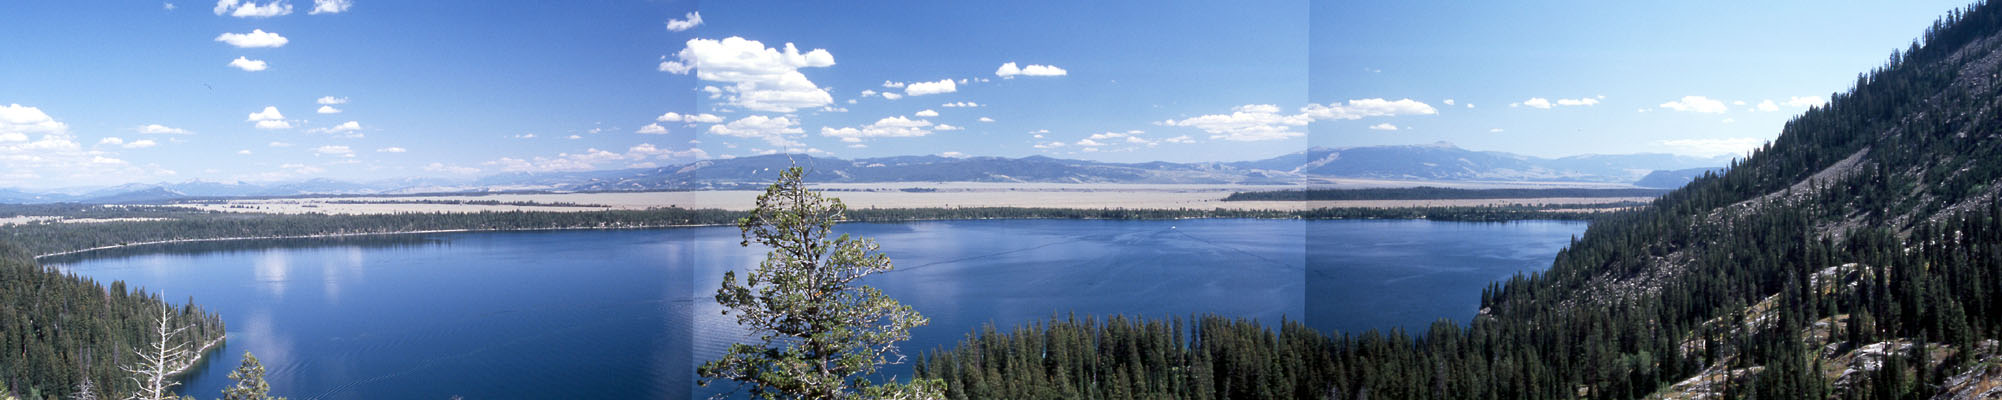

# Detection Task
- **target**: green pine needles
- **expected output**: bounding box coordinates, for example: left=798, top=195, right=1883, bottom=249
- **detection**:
left=222, top=352, right=284, bottom=400
left=698, top=166, right=945, bottom=399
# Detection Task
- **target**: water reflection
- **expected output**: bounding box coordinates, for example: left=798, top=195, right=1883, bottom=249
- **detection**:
left=236, top=309, right=298, bottom=390
left=323, top=248, right=366, bottom=304
left=255, top=250, right=289, bottom=298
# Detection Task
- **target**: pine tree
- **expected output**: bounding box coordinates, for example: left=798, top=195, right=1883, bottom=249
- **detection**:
left=221, top=352, right=283, bottom=400
left=697, top=166, right=946, bottom=399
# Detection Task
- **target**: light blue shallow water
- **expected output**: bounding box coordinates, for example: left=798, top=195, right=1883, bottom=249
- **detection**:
left=46, top=218, right=1584, bottom=399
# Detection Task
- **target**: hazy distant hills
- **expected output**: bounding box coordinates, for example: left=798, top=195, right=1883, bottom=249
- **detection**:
left=1256, top=142, right=1731, bottom=182
left=0, top=143, right=1731, bottom=203
left=558, top=154, right=1299, bottom=191
left=1631, top=167, right=1727, bottom=189
left=551, top=142, right=1729, bottom=190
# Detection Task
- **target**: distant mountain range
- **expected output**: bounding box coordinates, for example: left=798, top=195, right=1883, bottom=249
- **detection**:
left=0, top=142, right=1731, bottom=204
left=1237, top=142, right=1730, bottom=183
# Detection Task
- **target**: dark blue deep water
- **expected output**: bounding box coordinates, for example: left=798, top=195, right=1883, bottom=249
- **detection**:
left=1306, top=220, right=1589, bottom=335
left=46, top=219, right=1584, bottom=399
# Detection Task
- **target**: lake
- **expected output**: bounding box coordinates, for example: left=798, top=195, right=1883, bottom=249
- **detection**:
left=46, top=219, right=1586, bottom=399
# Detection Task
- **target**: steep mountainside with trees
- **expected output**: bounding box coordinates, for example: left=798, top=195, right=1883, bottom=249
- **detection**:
left=921, top=2, right=2002, bottom=398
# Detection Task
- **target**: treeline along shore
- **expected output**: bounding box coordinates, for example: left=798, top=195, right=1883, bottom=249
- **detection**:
left=0, top=203, right=1621, bottom=258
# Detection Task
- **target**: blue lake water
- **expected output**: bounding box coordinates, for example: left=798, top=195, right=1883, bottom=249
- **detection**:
left=1306, top=220, right=1588, bottom=334
left=46, top=218, right=1585, bottom=399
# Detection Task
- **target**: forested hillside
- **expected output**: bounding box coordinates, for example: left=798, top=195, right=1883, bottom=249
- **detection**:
left=921, top=2, right=2002, bottom=398
left=0, top=240, right=225, bottom=398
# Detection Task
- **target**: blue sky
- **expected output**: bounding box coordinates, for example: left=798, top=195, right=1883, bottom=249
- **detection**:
left=1313, top=1, right=1973, bottom=158
left=0, top=1, right=1976, bottom=188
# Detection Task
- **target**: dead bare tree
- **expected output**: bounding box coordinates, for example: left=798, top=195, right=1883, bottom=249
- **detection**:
left=71, top=377, right=98, bottom=400
left=121, top=297, right=192, bottom=400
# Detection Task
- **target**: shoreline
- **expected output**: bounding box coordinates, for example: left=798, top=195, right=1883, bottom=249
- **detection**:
left=31, top=223, right=731, bottom=260
left=31, top=215, right=1292, bottom=259
left=23, top=206, right=1617, bottom=260
left=170, top=335, right=229, bottom=380
left=30, top=212, right=1603, bottom=260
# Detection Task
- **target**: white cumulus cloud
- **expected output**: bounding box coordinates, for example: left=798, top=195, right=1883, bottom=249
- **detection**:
left=657, top=112, right=723, bottom=124
left=309, top=0, right=350, bottom=14
left=228, top=56, right=268, bottom=71
left=215, top=29, right=288, bottom=48
left=709, top=115, right=806, bottom=146
left=214, top=0, right=292, bottom=17
left=1554, top=97, right=1599, bottom=106
left=317, top=105, right=341, bottom=114
left=665, top=11, right=702, bottom=32
left=246, top=106, right=289, bottom=129
left=904, top=79, right=957, bottom=96
left=636, top=123, right=669, bottom=134
left=658, top=36, right=836, bottom=112
left=914, top=109, right=939, bottom=117
left=820, top=116, right=935, bottom=140
left=307, top=121, right=362, bottom=137
left=1159, top=104, right=1310, bottom=141
left=1300, top=98, right=1438, bottom=120
left=995, top=62, right=1067, bottom=78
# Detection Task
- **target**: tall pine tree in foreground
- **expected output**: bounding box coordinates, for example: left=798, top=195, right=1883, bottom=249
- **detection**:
left=697, top=166, right=945, bottom=399
left=222, top=352, right=284, bottom=400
